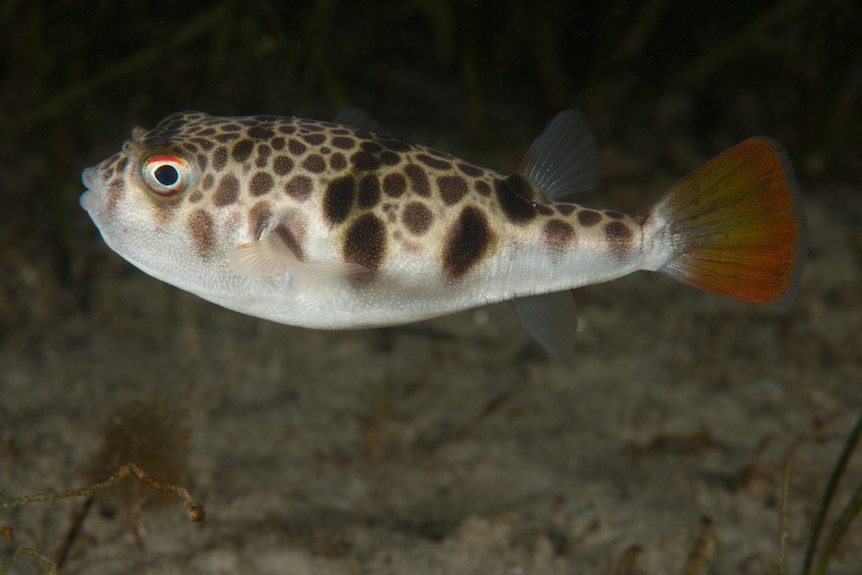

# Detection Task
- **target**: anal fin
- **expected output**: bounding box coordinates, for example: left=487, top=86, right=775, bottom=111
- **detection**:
left=510, top=291, right=578, bottom=358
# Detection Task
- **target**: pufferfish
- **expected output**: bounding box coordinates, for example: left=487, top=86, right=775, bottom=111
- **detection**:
left=79, top=108, right=806, bottom=357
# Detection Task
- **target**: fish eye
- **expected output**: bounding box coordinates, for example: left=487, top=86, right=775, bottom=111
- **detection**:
left=142, top=155, right=191, bottom=198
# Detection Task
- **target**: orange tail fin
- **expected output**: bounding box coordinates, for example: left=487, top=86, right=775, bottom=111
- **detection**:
left=652, top=137, right=806, bottom=305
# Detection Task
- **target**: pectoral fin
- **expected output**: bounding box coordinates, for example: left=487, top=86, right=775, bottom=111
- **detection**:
left=229, top=220, right=369, bottom=290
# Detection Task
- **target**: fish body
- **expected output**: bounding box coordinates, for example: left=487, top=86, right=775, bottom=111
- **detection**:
left=80, top=109, right=806, bottom=356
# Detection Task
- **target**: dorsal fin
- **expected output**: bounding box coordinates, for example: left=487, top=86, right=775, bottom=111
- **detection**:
left=333, top=107, right=380, bottom=132
left=516, top=109, right=600, bottom=201
left=509, top=290, right=579, bottom=358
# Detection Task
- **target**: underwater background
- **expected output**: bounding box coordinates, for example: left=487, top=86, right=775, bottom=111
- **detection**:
left=1, top=1, right=861, bottom=573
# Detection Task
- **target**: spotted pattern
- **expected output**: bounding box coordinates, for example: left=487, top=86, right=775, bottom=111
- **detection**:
left=344, top=213, right=387, bottom=273
left=577, top=209, right=601, bottom=226
left=443, top=206, right=494, bottom=281
left=358, top=175, right=381, bottom=208
left=383, top=173, right=407, bottom=197
left=404, top=165, right=430, bottom=197
left=126, top=112, right=635, bottom=285
left=438, top=175, right=468, bottom=205
left=249, top=201, right=272, bottom=237
left=250, top=172, right=274, bottom=196
left=273, top=155, right=294, bottom=176
left=187, top=209, right=216, bottom=257
left=543, top=220, right=576, bottom=250
left=106, top=179, right=125, bottom=215
left=232, top=139, right=254, bottom=163
left=285, top=175, right=312, bottom=201
left=604, top=221, right=636, bottom=256
left=402, top=202, right=433, bottom=235
left=274, top=222, right=304, bottom=260
left=323, top=176, right=355, bottom=224
left=495, top=177, right=536, bottom=224
left=214, top=174, right=240, bottom=206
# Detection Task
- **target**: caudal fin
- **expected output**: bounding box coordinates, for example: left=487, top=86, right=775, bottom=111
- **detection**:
left=651, top=137, right=806, bottom=305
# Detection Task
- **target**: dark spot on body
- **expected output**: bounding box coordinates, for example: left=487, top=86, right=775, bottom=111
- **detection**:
left=404, top=164, right=430, bottom=197
left=536, top=204, right=554, bottom=216
left=249, top=201, right=272, bottom=236
left=271, top=137, right=286, bottom=150
left=331, top=136, right=356, bottom=150
left=288, top=139, right=307, bottom=155
left=278, top=125, right=297, bottom=135
left=106, top=179, right=125, bottom=215
left=250, top=172, right=275, bottom=196
left=187, top=209, right=216, bottom=258
left=215, top=132, right=239, bottom=143
left=505, top=174, right=535, bottom=201
left=255, top=144, right=272, bottom=169
left=302, top=122, right=325, bottom=133
left=331, top=128, right=350, bottom=136
left=222, top=123, right=242, bottom=132
left=379, top=151, right=400, bottom=166
left=443, top=206, right=494, bottom=281
left=116, top=156, right=129, bottom=172
left=188, top=190, right=203, bottom=203
left=494, top=177, right=536, bottom=224
left=302, top=154, right=326, bottom=174
left=457, top=163, right=484, bottom=177
left=379, top=137, right=412, bottom=152
left=182, top=142, right=198, bottom=154
left=197, top=128, right=216, bottom=137
left=273, top=155, right=294, bottom=176
left=214, top=174, right=240, bottom=206
left=202, top=174, right=215, bottom=190
left=197, top=153, right=209, bottom=171
left=358, top=175, right=381, bottom=208
left=192, top=137, right=214, bottom=151
left=350, top=151, right=380, bottom=171
left=402, top=202, right=433, bottom=235
left=360, top=141, right=382, bottom=153
left=475, top=181, right=491, bottom=196
left=213, top=147, right=228, bottom=171
left=543, top=220, right=576, bottom=250
left=284, top=175, right=313, bottom=201
left=577, top=209, right=601, bottom=226
left=274, top=223, right=304, bottom=261
left=232, top=139, right=254, bottom=163
left=438, top=175, right=468, bottom=205
left=605, top=221, right=636, bottom=256
left=248, top=126, right=274, bottom=139
left=344, top=213, right=387, bottom=273
left=383, top=173, right=407, bottom=197
left=303, top=133, right=327, bottom=146
left=323, top=176, right=355, bottom=224
left=330, top=152, right=347, bottom=171
left=416, top=153, right=451, bottom=170
left=555, top=204, right=576, bottom=216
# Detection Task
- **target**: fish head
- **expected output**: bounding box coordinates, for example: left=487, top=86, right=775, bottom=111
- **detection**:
left=79, top=112, right=251, bottom=294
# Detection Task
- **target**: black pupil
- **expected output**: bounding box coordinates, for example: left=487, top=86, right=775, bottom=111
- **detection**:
left=154, top=164, right=179, bottom=186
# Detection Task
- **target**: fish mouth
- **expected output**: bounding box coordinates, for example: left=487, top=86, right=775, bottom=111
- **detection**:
left=79, top=167, right=98, bottom=213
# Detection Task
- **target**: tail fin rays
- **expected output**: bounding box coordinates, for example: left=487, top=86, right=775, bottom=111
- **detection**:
left=653, top=137, right=806, bottom=305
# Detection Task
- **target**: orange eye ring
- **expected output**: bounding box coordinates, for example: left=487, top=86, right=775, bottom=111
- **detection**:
left=142, top=155, right=191, bottom=197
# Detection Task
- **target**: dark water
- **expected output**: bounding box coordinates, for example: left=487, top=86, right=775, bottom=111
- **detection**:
left=2, top=2, right=861, bottom=573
